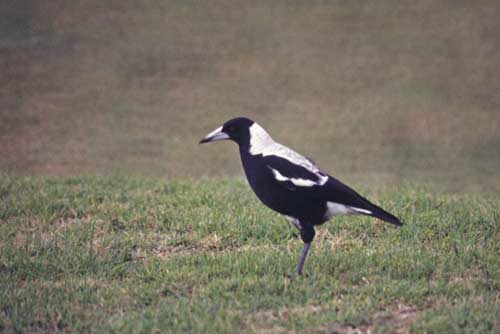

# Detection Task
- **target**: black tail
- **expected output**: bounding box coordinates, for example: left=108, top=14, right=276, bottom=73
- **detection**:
left=323, top=175, right=403, bottom=227
left=366, top=203, right=402, bottom=226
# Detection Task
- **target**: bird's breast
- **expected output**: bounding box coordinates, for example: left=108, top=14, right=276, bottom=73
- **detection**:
left=239, top=152, right=275, bottom=199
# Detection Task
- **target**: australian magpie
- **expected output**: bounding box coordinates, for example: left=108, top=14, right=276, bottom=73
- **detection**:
left=200, top=117, right=402, bottom=275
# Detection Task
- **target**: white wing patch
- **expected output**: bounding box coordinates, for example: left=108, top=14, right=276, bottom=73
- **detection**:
left=249, top=122, right=328, bottom=185
left=324, top=201, right=372, bottom=220
left=270, top=168, right=317, bottom=187
left=316, top=173, right=328, bottom=186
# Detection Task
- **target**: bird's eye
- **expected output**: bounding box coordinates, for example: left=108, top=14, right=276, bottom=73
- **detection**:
left=229, top=126, right=236, bottom=132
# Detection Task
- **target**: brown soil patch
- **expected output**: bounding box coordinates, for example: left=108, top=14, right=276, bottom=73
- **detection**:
left=245, top=302, right=419, bottom=334
left=308, top=303, right=418, bottom=334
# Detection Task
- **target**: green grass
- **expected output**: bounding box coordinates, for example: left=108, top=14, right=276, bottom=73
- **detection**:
left=0, top=175, right=498, bottom=333
left=2, top=2, right=499, bottom=331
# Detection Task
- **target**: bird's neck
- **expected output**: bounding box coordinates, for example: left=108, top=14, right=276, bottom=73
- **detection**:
left=245, top=122, right=275, bottom=155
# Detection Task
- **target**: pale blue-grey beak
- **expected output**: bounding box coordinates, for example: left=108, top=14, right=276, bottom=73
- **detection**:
left=199, top=126, right=230, bottom=144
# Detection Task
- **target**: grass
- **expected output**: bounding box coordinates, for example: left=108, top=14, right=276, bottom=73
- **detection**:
left=1, top=1, right=499, bottom=332
left=0, top=175, right=498, bottom=333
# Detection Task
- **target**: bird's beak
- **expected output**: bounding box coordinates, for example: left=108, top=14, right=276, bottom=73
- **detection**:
left=199, top=126, right=230, bottom=144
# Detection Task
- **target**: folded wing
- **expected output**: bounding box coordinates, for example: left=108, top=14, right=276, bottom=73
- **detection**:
left=264, top=155, right=402, bottom=226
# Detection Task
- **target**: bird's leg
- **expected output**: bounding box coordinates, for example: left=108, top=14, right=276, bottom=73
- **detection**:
left=295, top=242, right=311, bottom=275
left=294, top=225, right=316, bottom=276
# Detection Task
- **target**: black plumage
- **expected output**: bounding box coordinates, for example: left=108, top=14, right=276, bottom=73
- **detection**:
left=200, top=117, right=402, bottom=275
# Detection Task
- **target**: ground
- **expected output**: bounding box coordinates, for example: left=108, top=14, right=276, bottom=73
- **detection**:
left=0, top=176, right=498, bottom=333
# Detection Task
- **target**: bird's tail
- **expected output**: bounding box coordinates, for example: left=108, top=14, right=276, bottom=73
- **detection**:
left=364, top=202, right=402, bottom=227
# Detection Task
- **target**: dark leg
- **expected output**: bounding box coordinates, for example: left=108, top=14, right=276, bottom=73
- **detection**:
left=295, top=226, right=316, bottom=276
left=295, top=242, right=311, bottom=275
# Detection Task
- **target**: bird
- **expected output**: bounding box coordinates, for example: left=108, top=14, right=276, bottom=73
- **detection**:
left=200, top=117, right=402, bottom=276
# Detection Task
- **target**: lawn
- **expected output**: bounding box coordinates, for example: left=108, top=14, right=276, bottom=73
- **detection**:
left=1, top=1, right=499, bottom=332
left=0, top=175, right=498, bottom=333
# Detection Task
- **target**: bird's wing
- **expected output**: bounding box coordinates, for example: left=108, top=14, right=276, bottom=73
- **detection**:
left=263, top=154, right=328, bottom=191
left=263, top=154, right=401, bottom=224
left=263, top=154, right=362, bottom=203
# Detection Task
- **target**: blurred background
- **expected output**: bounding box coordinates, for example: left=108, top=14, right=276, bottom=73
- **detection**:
left=1, top=0, right=499, bottom=193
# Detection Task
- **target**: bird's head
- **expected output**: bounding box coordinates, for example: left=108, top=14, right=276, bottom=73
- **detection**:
left=199, top=117, right=255, bottom=147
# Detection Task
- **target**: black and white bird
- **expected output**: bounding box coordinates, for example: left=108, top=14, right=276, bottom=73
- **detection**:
left=200, top=117, right=402, bottom=275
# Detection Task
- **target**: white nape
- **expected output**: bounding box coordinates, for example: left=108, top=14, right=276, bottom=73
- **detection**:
left=248, top=123, right=275, bottom=155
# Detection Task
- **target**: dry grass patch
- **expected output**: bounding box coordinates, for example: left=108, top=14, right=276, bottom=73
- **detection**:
left=149, top=233, right=222, bottom=259
left=307, top=302, right=419, bottom=334
left=245, top=304, right=331, bottom=334
left=252, top=304, right=329, bottom=321
left=245, top=302, right=419, bottom=334
left=447, top=269, right=487, bottom=285
left=314, top=229, right=363, bottom=252
left=149, top=234, right=285, bottom=259
left=53, top=216, right=91, bottom=230
left=151, top=244, right=199, bottom=259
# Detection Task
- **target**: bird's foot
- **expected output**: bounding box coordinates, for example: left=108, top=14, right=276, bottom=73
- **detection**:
left=285, top=271, right=308, bottom=280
